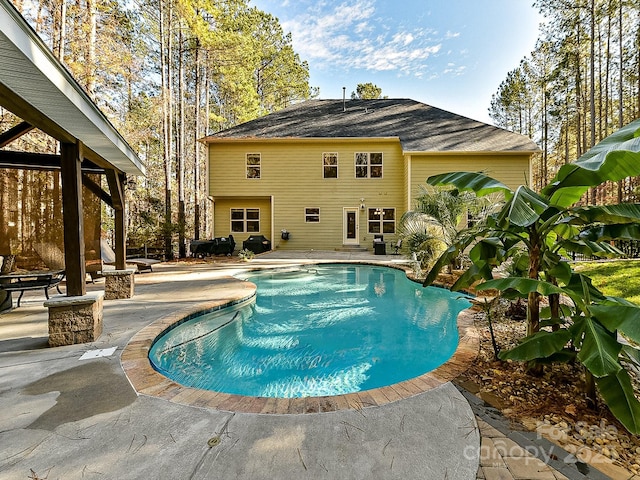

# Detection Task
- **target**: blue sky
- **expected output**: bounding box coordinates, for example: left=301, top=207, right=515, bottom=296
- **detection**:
left=250, top=0, right=543, bottom=123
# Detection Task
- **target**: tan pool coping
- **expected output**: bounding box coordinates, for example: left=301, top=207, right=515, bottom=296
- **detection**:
left=121, top=264, right=480, bottom=414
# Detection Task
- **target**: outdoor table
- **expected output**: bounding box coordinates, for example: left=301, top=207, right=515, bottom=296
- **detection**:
left=0, top=269, right=65, bottom=308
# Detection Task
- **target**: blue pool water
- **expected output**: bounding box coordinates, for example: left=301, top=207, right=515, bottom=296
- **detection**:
left=149, top=264, right=471, bottom=398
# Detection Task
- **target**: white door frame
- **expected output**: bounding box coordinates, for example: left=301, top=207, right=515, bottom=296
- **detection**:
left=343, top=207, right=359, bottom=245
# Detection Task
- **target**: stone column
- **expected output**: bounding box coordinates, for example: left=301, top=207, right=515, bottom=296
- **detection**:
left=103, top=268, right=136, bottom=300
left=45, top=291, right=104, bottom=347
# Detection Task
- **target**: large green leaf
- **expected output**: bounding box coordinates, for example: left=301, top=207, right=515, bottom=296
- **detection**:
left=571, top=204, right=640, bottom=225
left=498, top=329, right=572, bottom=361
left=563, top=273, right=607, bottom=307
left=596, top=369, right=640, bottom=434
left=545, top=260, right=572, bottom=284
left=577, top=317, right=622, bottom=377
left=543, top=119, right=640, bottom=206
left=500, top=186, right=550, bottom=228
left=621, top=344, right=640, bottom=365
left=590, top=303, right=640, bottom=343
left=450, top=261, right=495, bottom=291
left=469, top=237, right=503, bottom=263
left=427, top=172, right=513, bottom=198
left=422, top=244, right=460, bottom=287
left=476, top=277, right=565, bottom=296
left=559, top=238, right=623, bottom=258
left=422, top=228, right=481, bottom=287
left=580, top=224, right=640, bottom=242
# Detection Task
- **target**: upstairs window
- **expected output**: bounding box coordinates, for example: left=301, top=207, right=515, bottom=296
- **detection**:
left=355, top=152, right=383, bottom=178
left=246, top=153, right=261, bottom=179
left=368, top=208, right=395, bottom=234
left=231, top=208, right=260, bottom=232
left=323, top=153, right=338, bottom=178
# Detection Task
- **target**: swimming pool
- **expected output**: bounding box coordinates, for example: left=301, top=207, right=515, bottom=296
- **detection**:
left=149, top=264, right=471, bottom=398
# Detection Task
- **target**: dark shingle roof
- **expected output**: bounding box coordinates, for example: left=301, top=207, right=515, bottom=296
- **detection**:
left=205, top=99, right=539, bottom=153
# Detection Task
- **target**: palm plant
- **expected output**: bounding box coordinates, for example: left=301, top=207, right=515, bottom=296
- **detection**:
left=399, top=185, right=491, bottom=271
left=422, top=118, right=640, bottom=433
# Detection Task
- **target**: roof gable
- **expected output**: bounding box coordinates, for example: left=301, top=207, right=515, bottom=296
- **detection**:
left=204, top=99, right=539, bottom=153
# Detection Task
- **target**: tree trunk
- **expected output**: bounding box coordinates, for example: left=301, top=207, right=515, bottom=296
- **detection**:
left=160, top=0, right=174, bottom=260
left=177, top=26, right=186, bottom=259
left=194, top=40, right=201, bottom=241
left=618, top=0, right=624, bottom=127
left=86, top=0, right=96, bottom=97
left=589, top=0, right=596, bottom=149
left=527, top=229, right=543, bottom=376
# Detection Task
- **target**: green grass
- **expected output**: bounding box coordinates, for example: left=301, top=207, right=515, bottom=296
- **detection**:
left=573, top=260, right=640, bottom=305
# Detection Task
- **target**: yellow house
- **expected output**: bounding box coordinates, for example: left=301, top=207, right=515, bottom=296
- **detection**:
left=202, top=99, right=539, bottom=252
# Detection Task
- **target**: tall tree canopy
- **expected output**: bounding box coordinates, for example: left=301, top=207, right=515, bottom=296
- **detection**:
left=4, top=0, right=315, bottom=258
left=490, top=0, right=640, bottom=199
left=351, top=82, right=384, bottom=100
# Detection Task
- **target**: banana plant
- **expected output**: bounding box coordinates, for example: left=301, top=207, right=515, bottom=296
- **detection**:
left=421, top=118, right=640, bottom=433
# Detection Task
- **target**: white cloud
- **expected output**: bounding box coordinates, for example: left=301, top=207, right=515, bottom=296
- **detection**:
left=281, top=0, right=450, bottom=77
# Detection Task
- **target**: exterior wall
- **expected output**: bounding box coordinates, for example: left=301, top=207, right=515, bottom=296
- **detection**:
left=208, top=139, right=406, bottom=251
left=213, top=197, right=272, bottom=248
left=208, top=141, right=532, bottom=252
left=408, top=153, right=531, bottom=206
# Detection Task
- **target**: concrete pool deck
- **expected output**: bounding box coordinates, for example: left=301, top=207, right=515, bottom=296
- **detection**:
left=0, top=251, right=605, bottom=479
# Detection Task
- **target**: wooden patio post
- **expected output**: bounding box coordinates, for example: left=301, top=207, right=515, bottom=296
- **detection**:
left=60, top=140, right=86, bottom=296
left=106, top=169, right=126, bottom=270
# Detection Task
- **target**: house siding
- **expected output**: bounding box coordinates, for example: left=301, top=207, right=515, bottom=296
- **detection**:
left=213, top=197, right=272, bottom=247
left=408, top=153, right=531, bottom=206
left=209, top=140, right=405, bottom=250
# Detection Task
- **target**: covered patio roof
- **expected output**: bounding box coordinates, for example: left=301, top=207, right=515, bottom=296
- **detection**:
left=0, top=0, right=145, bottom=300
left=0, top=0, right=144, bottom=176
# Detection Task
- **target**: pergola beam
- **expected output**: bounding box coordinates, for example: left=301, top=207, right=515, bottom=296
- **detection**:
left=0, top=121, right=34, bottom=147
left=82, top=175, right=114, bottom=208
left=0, top=150, right=105, bottom=173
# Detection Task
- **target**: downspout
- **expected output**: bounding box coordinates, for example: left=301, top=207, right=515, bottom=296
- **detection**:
left=271, top=195, right=275, bottom=249
left=406, top=154, right=412, bottom=211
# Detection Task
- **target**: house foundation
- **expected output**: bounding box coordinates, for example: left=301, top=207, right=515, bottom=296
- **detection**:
left=103, top=268, right=136, bottom=300
left=45, top=291, right=104, bottom=346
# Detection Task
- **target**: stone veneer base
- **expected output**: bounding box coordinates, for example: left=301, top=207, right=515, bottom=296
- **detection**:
left=103, top=268, right=136, bottom=300
left=45, top=291, right=104, bottom=347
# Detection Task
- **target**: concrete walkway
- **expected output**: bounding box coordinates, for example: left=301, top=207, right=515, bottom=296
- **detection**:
left=0, top=251, right=610, bottom=479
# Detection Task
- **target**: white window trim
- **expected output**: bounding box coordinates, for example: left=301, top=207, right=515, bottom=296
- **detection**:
left=246, top=153, right=261, bottom=179
left=230, top=208, right=261, bottom=233
left=323, top=152, right=338, bottom=179
left=367, top=207, right=395, bottom=234
left=354, top=152, right=383, bottom=179
left=305, top=207, right=321, bottom=223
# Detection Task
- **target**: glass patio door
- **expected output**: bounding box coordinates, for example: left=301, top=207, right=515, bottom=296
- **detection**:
left=343, top=208, right=359, bottom=245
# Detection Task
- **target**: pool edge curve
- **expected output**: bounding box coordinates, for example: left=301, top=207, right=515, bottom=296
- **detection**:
left=120, top=270, right=480, bottom=415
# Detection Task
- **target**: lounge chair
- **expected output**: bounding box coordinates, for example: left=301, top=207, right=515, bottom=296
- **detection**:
left=101, top=239, right=160, bottom=273
left=34, top=242, right=101, bottom=281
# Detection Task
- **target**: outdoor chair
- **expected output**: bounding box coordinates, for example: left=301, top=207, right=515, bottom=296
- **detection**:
left=34, top=242, right=101, bottom=281
left=393, top=239, right=402, bottom=255
left=101, top=239, right=160, bottom=273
